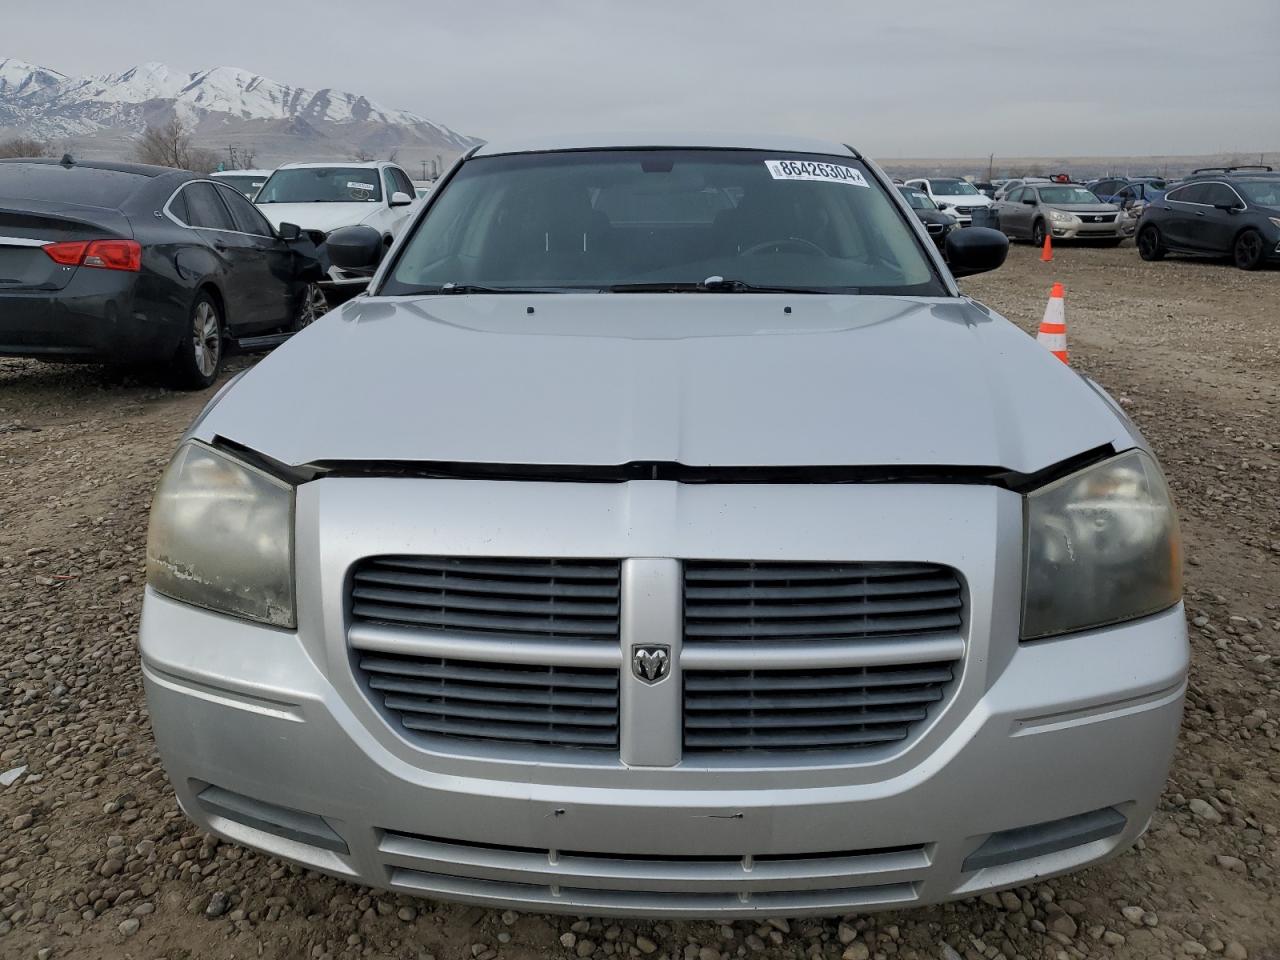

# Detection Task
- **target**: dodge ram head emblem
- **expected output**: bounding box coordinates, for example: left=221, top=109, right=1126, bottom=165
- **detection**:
left=631, top=645, right=671, bottom=683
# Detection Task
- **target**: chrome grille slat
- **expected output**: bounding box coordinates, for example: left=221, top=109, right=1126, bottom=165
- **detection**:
left=357, top=652, right=619, bottom=750
left=357, top=654, right=617, bottom=689
left=684, top=560, right=963, bottom=644
left=351, top=556, right=622, bottom=642
left=683, top=661, right=956, bottom=755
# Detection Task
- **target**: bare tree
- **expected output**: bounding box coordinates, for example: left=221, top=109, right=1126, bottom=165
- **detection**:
left=0, top=136, right=54, bottom=159
left=352, top=147, right=376, bottom=162
left=133, top=118, right=219, bottom=173
left=385, top=147, right=399, bottom=163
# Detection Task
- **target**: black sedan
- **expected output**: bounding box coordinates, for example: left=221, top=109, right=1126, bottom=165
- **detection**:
left=0, top=157, right=326, bottom=388
left=897, top=185, right=957, bottom=249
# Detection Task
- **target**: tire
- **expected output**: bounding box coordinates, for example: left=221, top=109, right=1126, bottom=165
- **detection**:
left=1031, top=219, right=1046, bottom=248
left=1137, top=225, right=1166, bottom=261
left=169, top=292, right=224, bottom=390
left=1233, top=229, right=1266, bottom=271
left=293, top=282, right=330, bottom=333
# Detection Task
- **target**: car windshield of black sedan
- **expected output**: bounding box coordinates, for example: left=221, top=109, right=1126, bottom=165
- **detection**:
left=256, top=168, right=382, bottom=203
left=1038, top=186, right=1103, bottom=205
left=899, top=187, right=938, bottom=210
left=382, top=150, right=941, bottom=296
left=1237, top=179, right=1280, bottom=206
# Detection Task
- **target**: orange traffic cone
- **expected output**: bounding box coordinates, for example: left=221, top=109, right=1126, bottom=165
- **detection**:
left=1037, top=283, right=1069, bottom=364
left=1040, top=233, right=1053, bottom=262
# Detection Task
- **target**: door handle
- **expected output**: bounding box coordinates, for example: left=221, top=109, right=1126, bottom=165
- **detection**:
left=1195, top=211, right=1206, bottom=217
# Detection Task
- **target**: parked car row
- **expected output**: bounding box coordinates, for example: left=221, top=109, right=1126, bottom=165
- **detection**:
left=902, top=166, right=1280, bottom=269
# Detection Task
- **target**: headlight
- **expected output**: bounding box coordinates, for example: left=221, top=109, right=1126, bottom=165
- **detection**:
left=1049, top=209, right=1075, bottom=223
left=1269, top=217, right=1280, bottom=230
left=147, top=441, right=296, bottom=628
left=1022, top=449, right=1181, bottom=641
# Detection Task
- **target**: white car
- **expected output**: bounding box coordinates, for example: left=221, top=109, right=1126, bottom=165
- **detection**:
left=210, top=168, right=275, bottom=200
left=254, top=160, right=419, bottom=287
left=904, top=178, right=993, bottom=226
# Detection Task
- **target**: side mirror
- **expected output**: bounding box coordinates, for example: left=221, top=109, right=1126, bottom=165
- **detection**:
left=936, top=201, right=949, bottom=210
left=390, top=191, right=414, bottom=207
left=946, top=227, right=1008, bottom=278
left=277, top=221, right=302, bottom=242
left=326, top=225, right=385, bottom=271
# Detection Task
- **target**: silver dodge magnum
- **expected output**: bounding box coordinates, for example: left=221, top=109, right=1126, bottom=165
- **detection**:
left=140, top=133, right=1187, bottom=918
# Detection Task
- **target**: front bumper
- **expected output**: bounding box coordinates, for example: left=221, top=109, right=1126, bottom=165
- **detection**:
left=140, top=478, right=1187, bottom=917
left=1049, top=218, right=1126, bottom=240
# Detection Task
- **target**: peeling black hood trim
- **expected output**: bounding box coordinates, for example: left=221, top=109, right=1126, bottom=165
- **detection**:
left=212, top=436, right=1117, bottom=495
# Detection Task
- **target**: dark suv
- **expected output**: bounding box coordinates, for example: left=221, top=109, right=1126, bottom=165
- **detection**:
left=1136, top=166, right=1280, bottom=270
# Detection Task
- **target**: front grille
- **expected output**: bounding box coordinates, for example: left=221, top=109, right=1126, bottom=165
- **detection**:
left=350, top=556, right=621, bottom=642
left=1081, top=214, right=1117, bottom=223
left=357, top=653, right=619, bottom=749
left=683, top=561, right=963, bottom=644
left=683, top=661, right=954, bottom=753
left=956, top=205, right=979, bottom=215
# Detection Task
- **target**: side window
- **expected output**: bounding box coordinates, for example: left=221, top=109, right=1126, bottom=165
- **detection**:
left=168, top=187, right=191, bottom=224
left=1007, top=187, right=1024, bottom=202
left=391, top=167, right=415, bottom=198
left=183, top=182, right=236, bottom=231
left=1202, top=183, right=1240, bottom=208
left=382, top=168, right=399, bottom=201
left=1169, top=183, right=1208, bottom=204
left=216, top=184, right=275, bottom=236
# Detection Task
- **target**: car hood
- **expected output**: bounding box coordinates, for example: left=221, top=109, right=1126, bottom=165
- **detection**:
left=934, top=195, right=990, bottom=207
left=913, top=209, right=956, bottom=225
left=256, top=202, right=380, bottom=234
left=196, top=294, right=1129, bottom=474
left=1049, top=203, right=1121, bottom=214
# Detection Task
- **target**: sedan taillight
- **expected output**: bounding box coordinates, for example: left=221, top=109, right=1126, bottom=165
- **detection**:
left=43, top=239, right=142, bottom=272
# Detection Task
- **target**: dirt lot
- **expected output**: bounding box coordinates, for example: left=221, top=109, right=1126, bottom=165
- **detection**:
left=1, top=243, right=1277, bottom=960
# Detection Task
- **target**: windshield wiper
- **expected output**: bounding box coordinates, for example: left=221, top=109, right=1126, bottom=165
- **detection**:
left=609, top=276, right=845, bottom=294
left=393, top=283, right=599, bottom=295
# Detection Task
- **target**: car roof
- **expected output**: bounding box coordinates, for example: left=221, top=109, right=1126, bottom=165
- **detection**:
left=0, top=156, right=176, bottom=177
left=212, top=169, right=274, bottom=177
left=471, top=132, right=857, bottom=158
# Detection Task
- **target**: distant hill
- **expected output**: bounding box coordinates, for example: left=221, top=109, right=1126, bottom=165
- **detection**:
left=0, top=57, right=480, bottom=171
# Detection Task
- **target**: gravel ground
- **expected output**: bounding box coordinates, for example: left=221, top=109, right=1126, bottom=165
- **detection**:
left=1, top=243, right=1277, bottom=960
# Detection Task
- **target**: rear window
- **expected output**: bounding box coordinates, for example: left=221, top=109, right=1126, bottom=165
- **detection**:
left=0, top=163, right=150, bottom=208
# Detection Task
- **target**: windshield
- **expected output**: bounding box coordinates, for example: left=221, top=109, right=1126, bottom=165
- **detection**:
left=256, top=167, right=382, bottom=203
left=928, top=179, right=978, bottom=196
left=898, top=187, right=937, bottom=210
left=381, top=150, right=942, bottom=296
left=215, top=174, right=268, bottom=199
left=1237, top=180, right=1280, bottom=206
left=1038, top=186, right=1103, bottom=205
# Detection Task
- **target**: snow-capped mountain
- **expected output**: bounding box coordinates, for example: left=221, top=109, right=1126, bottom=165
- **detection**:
left=0, top=57, right=478, bottom=163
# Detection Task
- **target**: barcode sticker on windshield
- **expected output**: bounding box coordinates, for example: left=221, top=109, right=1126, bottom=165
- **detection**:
left=347, top=181, right=376, bottom=190
left=765, top=160, right=869, bottom=187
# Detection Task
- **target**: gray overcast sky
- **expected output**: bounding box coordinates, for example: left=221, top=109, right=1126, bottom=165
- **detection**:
left=8, top=0, right=1278, bottom=157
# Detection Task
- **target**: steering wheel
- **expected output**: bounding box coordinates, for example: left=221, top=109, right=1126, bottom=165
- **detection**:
left=739, top=237, right=827, bottom=257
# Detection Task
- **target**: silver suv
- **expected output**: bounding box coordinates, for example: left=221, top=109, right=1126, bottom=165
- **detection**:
left=141, top=134, right=1186, bottom=918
